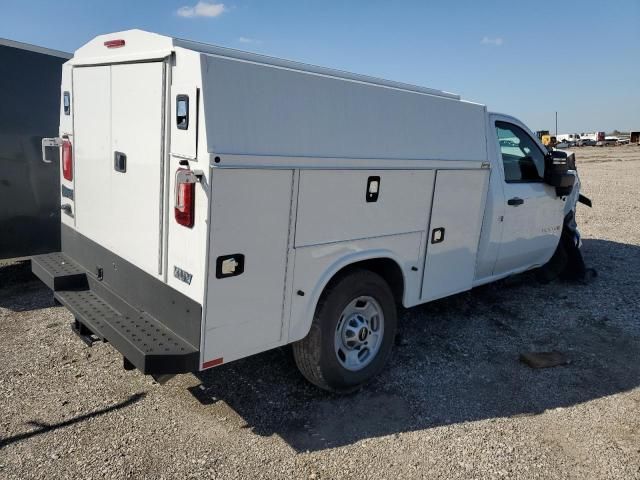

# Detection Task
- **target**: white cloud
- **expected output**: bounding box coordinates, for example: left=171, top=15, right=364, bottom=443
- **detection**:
left=177, top=2, right=226, bottom=18
left=238, top=36, right=262, bottom=44
left=481, top=36, right=504, bottom=46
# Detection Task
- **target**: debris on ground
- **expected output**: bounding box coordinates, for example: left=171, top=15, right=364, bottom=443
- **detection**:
left=520, top=351, right=570, bottom=369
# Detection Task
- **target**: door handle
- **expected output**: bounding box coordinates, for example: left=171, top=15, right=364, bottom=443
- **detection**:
left=114, top=151, right=127, bottom=173
left=507, top=197, right=524, bottom=206
left=431, top=227, right=445, bottom=244
left=41, top=137, right=62, bottom=164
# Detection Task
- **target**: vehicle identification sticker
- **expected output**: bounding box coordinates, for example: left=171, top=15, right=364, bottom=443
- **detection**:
left=174, top=266, right=193, bottom=285
left=542, top=225, right=561, bottom=234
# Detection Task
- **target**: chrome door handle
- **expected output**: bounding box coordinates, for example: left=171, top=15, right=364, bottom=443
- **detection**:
left=507, top=197, right=524, bottom=206
left=41, top=137, right=62, bottom=164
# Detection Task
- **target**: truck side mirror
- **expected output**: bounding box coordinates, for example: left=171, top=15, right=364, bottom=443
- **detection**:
left=544, top=151, right=574, bottom=196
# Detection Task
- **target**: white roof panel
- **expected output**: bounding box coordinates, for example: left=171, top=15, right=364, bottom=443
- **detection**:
left=72, top=29, right=461, bottom=101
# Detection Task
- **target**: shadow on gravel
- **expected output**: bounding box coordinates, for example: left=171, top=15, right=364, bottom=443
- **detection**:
left=0, top=259, right=55, bottom=312
left=191, top=238, right=640, bottom=452
left=0, top=392, right=146, bottom=450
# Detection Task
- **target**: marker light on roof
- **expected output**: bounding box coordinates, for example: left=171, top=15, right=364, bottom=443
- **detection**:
left=104, top=39, right=126, bottom=48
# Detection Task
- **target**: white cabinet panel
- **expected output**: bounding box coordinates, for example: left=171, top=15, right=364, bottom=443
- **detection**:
left=421, top=170, right=489, bottom=301
left=110, top=62, right=165, bottom=276
left=203, top=169, right=293, bottom=364
left=73, top=62, right=165, bottom=278
left=295, top=170, right=435, bottom=247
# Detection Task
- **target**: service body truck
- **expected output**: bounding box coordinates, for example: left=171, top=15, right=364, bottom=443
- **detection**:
left=34, top=30, right=583, bottom=392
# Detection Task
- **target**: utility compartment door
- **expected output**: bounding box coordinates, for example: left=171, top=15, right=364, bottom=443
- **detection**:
left=73, top=62, right=165, bottom=277
left=295, top=170, right=435, bottom=247
left=73, top=66, right=112, bottom=245
left=421, top=169, right=489, bottom=301
left=202, top=169, right=294, bottom=365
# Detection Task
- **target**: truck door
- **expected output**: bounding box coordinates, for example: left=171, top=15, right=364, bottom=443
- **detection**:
left=72, top=62, right=166, bottom=278
left=491, top=118, right=564, bottom=275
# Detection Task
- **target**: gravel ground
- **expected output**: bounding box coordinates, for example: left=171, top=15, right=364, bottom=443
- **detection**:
left=1, top=146, right=639, bottom=479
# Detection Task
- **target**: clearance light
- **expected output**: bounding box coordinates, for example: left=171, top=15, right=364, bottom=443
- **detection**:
left=104, top=39, right=126, bottom=49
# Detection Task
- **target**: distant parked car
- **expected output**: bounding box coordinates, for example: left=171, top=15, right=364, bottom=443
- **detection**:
left=578, top=138, right=596, bottom=146
left=596, top=138, right=617, bottom=146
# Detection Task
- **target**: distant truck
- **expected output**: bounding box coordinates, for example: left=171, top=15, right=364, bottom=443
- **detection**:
left=535, top=130, right=549, bottom=139
left=541, top=134, right=557, bottom=148
left=33, top=30, right=587, bottom=392
left=0, top=38, right=71, bottom=259
left=580, top=132, right=606, bottom=143
left=630, top=131, right=640, bottom=145
left=556, top=133, right=581, bottom=144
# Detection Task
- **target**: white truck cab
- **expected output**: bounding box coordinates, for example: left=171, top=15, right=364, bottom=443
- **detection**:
left=33, top=30, right=585, bottom=391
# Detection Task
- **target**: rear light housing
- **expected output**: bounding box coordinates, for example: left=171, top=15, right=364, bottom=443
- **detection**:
left=104, top=39, right=125, bottom=49
left=62, top=138, right=73, bottom=181
left=175, top=169, right=196, bottom=228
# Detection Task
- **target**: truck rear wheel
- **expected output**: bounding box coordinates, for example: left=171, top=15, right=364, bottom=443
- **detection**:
left=293, top=269, right=397, bottom=392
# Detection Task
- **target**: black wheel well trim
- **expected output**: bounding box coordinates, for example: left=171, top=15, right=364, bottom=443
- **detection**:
left=321, top=257, right=405, bottom=307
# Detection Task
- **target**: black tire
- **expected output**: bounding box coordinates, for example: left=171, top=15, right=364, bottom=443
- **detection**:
left=292, top=269, right=397, bottom=393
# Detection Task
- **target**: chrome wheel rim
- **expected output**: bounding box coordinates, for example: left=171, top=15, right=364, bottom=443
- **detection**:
left=334, top=296, right=384, bottom=371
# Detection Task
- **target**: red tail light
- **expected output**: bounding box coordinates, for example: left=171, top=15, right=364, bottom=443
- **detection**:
left=175, top=169, right=195, bottom=228
left=62, top=139, right=73, bottom=181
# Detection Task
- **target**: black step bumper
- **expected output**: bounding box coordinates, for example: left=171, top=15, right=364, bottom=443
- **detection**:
left=31, top=228, right=201, bottom=375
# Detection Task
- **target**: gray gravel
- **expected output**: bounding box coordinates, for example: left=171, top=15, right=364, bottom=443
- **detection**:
left=1, top=145, right=639, bottom=479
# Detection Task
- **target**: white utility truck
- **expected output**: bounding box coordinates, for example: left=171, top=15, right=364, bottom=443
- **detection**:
left=34, top=30, right=585, bottom=392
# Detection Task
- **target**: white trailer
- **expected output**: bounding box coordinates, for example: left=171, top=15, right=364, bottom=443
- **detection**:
left=556, top=133, right=581, bottom=143
left=580, top=132, right=606, bottom=142
left=34, top=30, right=584, bottom=391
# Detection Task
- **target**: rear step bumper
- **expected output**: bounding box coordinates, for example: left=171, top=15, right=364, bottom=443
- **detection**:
left=32, top=251, right=199, bottom=375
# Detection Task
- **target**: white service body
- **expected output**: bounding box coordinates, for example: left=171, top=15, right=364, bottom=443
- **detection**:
left=53, top=30, right=576, bottom=371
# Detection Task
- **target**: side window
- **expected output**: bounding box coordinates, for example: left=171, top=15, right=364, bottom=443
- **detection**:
left=495, top=121, right=544, bottom=183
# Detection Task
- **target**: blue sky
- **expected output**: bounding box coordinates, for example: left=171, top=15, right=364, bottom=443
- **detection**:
left=2, top=0, right=638, bottom=132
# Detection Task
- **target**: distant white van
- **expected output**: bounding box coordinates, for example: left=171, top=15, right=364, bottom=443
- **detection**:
left=556, top=133, right=581, bottom=143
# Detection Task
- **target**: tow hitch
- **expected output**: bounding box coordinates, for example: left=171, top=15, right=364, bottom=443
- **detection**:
left=71, top=318, right=100, bottom=347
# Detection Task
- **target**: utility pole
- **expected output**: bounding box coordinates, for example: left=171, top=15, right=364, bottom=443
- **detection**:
left=555, top=111, right=558, bottom=136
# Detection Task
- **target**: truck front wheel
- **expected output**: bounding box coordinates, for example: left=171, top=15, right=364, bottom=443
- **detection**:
left=292, top=269, right=397, bottom=392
